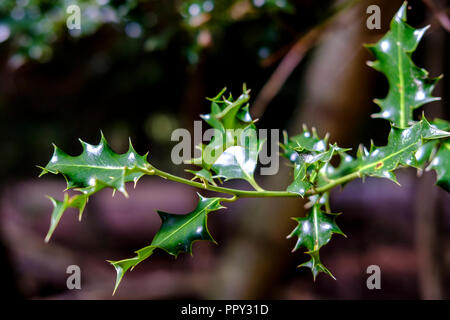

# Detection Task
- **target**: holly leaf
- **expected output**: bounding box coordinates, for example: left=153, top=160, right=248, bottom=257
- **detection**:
left=418, top=119, right=450, bottom=191
left=286, top=163, right=312, bottom=197
left=357, top=119, right=449, bottom=183
left=320, top=151, right=358, bottom=185
left=427, top=140, right=449, bottom=192
left=365, top=2, right=441, bottom=128
left=188, top=85, right=256, bottom=169
left=315, top=119, right=449, bottom=188
left=187, top=86, right=266, bottom=190
left=287, top=204, right=345, bottom=280
left=281, top=126, right=328, bottom=164
left=39, top=133, right=150, bottom=241
left=185, top=168, right=217, bottom=186
left=40, top=133, right=149, bottom=195
left=415, top=140, right=438, bottom=168
left=108, top=195, right=224, bottom=294
left=282, top=127, right=349, bottom=193
left=202, top=85, right=253, bottom=131
left=211, top=127, right=265, bottom=189
left=299, top=250, right=334, bottom=280
left=44, top=193, right=87, bottom=242
left=415, top=118, right=449, bottom=167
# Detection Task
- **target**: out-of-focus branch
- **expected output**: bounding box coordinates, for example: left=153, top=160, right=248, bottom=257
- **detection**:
left=251, top=0, right=360, bottom=119
left=251, top=27, right=324, bottom=119
left=422, top=0, right=450, bottom=32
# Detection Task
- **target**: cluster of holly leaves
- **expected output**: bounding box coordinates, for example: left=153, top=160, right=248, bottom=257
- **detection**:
left=39, top=3, right=449, bottom=293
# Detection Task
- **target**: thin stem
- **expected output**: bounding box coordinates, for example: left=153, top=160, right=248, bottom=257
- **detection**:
left=220, top=195, right=238, bottom=203
left=142, top=166, right=294, bottom=198
left=324, top=192, right=331, bottom=213
left=140, top=165, right=361, bottom=199
left=313, top=171, right=361, bottom=194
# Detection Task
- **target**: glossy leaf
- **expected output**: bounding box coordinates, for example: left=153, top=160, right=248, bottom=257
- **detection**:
left=188, top=86, right=265, bottom=189
left=109, top=195, right=224, bottom=294
left=40, top=133, right=149, bottom=195
left=299, top=250, right=334, bottom=280
left=287, top=204, right=344, bottom=280
left=365, top=2, right=440, bottom=128
left=211, top=127, right=265, bottom=188
left=428, top=140, right=449, bottom=192
left=45, top=193, right=87, bottom=242
left=281, top=126, right=328, bottom=164
left=415, top=118, right=448, bottom=166
left=318, top=119, right=450, bottom=187
left=190, top=85, right=255, bottom=169
left=202, top=86, right=253, bottom=131
left=286, top=163, right=312, bottom=197
left=415, top=140, right=438, bottom=169
left=420, top=119, right=450, bottom=191
left=39, top=133, right=149, bottom=241
left=357, top=119, right=449, bottom=183
left=319, top=151, right=358, bottom=185
left=282, top=127, right=349, bottom=194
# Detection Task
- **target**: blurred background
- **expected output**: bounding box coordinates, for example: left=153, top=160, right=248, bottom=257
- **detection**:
left=0, top=0, right=449, bottom=300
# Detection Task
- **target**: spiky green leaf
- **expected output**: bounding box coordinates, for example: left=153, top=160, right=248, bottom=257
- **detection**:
left=428, top=140, right=449, bottom=192
left=188, top=85, right=255, bottom=168
left=317, top=119, right=449, bottom=187
left=40, top=133, right=149, bottom=195
left=286, top=163, right=312, bottom=197
left=281, top=126, right=328, bottom=164
left=39, top=134, right=150, bottom=241
left=299, top=250, right=335, bottom=280
left=45, top=193, right=87, bottom=242
left=108, top=195, right=224, bottom=294
left=187, top=86, right=266, bottom=189
left=357, top=119, right=449, bottom=182
left=211, top=127, right=265, bottom=187
left=282, top=127, right=349, bottom=193
left=287, top=204, right=344, bottom=280
left=366, top=2, right=440, bottom=128
left=415, top=118, right=448, bottom=166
